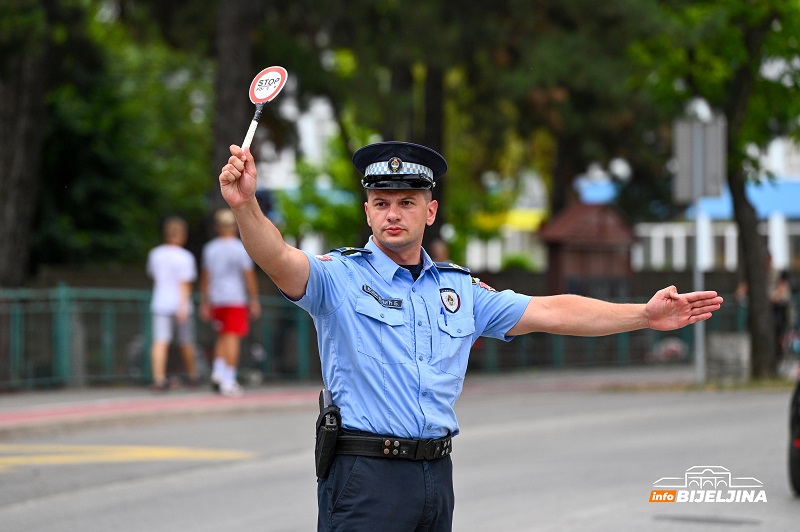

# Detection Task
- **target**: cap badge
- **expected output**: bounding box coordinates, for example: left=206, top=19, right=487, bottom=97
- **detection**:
left=388, top=157, right=403, bottom=173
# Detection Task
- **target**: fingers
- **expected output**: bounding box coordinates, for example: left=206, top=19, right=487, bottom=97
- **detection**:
left=220, top=149, right=246, bottom=185
left=685, top=297, right=723, bottom=325
left=229, top=144, right=246, bottom=161
left=655, top=285, right=678, bottom=301
left=243, top=147, right=256, bottom=174
left=687, top=312, right=714, bottom=324
left=666, top=285, right=677, bottom=297
left=691, top=300, right=722, bottom=314
left=219, top=166, right=239, bottom=186
left=683, top=290, right=720, bottom=302
left=223, top=144, right=255, bottom=178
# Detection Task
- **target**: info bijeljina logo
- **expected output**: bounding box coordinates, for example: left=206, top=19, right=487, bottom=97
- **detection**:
left=650, top=466, right=767, bottom=503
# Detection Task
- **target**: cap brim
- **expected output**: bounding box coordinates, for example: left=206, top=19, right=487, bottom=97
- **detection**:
left=363, top=178, right=434, bottom=190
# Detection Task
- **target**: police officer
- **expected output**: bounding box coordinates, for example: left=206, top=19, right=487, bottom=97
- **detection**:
left=218, top=141, right=723, bottom=531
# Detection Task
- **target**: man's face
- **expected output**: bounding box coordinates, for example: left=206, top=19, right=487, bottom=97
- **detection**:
left=365, top=189, right=437, bottom=256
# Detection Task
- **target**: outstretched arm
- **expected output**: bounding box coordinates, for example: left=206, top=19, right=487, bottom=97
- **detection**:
left=507, top=286, right=723, bottom=337
left=219, top=145, right=310, bottom=300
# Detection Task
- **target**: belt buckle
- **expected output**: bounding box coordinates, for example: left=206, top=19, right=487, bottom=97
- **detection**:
left=413, top=439, right=432, bottom=460
left=414, top=438, right=446, bottom=460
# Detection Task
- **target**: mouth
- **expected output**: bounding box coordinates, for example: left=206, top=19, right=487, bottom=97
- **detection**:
left=384, top=226, right=405, bottom=236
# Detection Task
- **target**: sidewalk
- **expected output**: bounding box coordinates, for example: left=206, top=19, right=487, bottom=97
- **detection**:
left=0, top=366, right=698, bottom=438
left=0, top=383, right=322, bottom=438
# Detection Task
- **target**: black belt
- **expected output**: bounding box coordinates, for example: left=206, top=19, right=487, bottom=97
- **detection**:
left=335, top=430, right=452, bottom=461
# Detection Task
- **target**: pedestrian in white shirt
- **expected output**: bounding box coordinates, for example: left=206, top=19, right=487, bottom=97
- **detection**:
left=146, top=216, right=199, bottom=391
left=200, top=209, right=261, bottom=397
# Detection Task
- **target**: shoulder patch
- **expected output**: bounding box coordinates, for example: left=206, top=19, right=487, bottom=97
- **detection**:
left=472, top=276, right=497, bottom=292
left=330, top=247, right=372, bottom=256
left=434, top=261, right=471, bottom=274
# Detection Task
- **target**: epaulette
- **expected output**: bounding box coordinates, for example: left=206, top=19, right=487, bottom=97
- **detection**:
left=434, top=261, right=471, bottom=274
left=330, top=246, right=372, bottom=256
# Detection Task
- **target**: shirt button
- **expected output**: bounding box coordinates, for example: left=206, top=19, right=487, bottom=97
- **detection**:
left=457, top=329, right=462, bottom=333
left=418, top=356, right=423, bottom=361
left=423, top=391, right=428, bottom=396
left=418, top=321, right=423, bottom=326
left=427, top=424, right=432, bottom=429
left=412, top=287, right=416, bottom=292
left=380, top=313, right=385, bottom=318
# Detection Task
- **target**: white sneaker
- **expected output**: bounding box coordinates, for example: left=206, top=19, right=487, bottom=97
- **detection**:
left=210, top=371, right=222, bottom=393
left=220, top=381, right=244, bottom=398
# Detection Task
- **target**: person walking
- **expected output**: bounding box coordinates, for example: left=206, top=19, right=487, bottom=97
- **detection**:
left=735, top=251, right=794, bottom=373
left=146, top=216, right=199, bottom=391
left=218, top=140, right=723, bottom=531
left=200, top=208, right=261, bottom=397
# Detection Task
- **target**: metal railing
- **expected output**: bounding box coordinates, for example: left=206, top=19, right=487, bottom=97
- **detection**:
left=0, top=285, right=315, bottom=390
left=0, top=285, right=771, bottom=390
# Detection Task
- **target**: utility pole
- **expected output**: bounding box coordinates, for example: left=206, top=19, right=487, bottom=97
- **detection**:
left=673, top=98, right=726, bottom=385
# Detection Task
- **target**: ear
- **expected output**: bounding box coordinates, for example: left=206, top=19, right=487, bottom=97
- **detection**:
left=364, top=201, right=371, bottom=227
left=426, top=199, right=438, bottom=227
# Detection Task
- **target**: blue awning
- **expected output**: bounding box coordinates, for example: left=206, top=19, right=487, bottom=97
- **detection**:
left=685, top=180, right=800, bottom=220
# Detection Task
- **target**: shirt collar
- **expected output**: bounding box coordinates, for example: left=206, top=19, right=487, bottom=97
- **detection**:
left=364, top=237, right=439, bottom=283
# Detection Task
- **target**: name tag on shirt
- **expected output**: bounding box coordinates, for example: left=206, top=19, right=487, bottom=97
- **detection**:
left=362, top=285, right=403, bottom=309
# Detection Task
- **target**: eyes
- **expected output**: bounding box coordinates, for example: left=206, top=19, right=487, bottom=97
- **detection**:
left=372, top=199, right=416, bottom=208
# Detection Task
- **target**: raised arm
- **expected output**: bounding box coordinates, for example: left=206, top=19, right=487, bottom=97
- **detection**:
left=507, top=286, right=723, bottom=337
left=219, top=145, right=310, bottom=300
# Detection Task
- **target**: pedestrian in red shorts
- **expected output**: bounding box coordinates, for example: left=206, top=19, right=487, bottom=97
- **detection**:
left=200, top=209, right=261, bottom=396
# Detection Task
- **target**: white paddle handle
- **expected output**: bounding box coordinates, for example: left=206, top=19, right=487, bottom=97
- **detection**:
left=242, top=120, right=259, bottom=149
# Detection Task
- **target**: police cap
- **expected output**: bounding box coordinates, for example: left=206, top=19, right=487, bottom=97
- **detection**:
left=352, top=141, right=447, bottom=190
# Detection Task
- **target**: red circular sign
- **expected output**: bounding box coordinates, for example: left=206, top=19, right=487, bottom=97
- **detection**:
left=248, top=66, right=288, bottom=104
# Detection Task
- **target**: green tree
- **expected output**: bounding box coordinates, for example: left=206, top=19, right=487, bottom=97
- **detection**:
left=278, top=135, right=366, bottom=249
left=35, top=3, right=212, bottom=265
left=631, top=0, right=800, bottom=378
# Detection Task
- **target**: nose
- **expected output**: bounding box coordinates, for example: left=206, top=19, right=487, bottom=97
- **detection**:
left=387, top=201, right=401, bottom=221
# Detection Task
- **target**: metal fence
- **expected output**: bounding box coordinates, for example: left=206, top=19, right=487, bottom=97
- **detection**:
left=0, top=285, right=315, bottom=390
left=0, top=285, right=768, bottom=390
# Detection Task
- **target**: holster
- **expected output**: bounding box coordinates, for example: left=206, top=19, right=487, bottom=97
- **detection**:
left=314, top=389, right=341, bottom=479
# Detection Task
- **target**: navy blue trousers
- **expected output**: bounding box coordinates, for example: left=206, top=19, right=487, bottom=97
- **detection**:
left=317, top=454, right=454, bottom=532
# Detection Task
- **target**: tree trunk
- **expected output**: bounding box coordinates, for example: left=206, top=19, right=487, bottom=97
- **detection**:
left=551, top=134, right=582, bottom=214
left=0, top=5, right=50, bottom=286
left=211, top=0, right=261, bottom=215
left=382, top=66, right=414, bottom=141
left=723, top=13, right=778, bottom=378
left=422, top=67, right=445, bottom=250
left=729, top=165, right=774, bottom=377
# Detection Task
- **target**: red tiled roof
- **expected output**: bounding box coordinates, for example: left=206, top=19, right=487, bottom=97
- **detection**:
left=538, top=203, right=635, bottom=245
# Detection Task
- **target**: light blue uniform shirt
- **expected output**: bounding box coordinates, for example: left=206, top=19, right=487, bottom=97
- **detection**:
left=290, top=237, right=531, bottom=439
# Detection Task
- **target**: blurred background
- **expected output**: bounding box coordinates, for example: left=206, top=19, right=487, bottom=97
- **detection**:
left=1, top=0, right=799, bottom=390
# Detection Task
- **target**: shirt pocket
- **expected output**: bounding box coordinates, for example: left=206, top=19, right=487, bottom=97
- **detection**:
left=437, top=314, right=475, bottom=377
left=355, top=296, right=406, bottom=364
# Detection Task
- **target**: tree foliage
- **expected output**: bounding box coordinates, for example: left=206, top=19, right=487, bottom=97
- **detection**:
left=630, top=0, right=800, bottom=377
left=34, top=3, right=213, bottom=264
left=3, top=0, right=800, bottom=324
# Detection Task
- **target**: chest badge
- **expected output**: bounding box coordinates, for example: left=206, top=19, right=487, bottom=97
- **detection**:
left=440, top=288, right=461, bottom=313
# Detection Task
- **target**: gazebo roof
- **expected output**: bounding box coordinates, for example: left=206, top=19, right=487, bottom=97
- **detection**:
left=538, top=202, right=635, bottom=246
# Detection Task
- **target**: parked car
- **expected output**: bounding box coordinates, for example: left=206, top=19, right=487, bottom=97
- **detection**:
left=790, top=366, right=800, bottom=495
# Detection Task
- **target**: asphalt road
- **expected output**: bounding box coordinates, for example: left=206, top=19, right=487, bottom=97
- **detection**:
left=0, top=375, right=796, bottom=531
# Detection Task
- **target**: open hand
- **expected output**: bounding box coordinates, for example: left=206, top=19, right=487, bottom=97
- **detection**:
left=646, top=286, right=723, bottom=331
